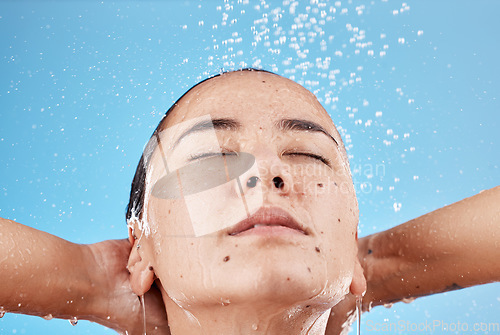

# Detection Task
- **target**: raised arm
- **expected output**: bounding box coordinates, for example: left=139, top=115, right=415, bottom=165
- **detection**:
left=0, top=217, right=168, bottom=334
left=327, top=185, right=500, bottom=334
left=360, top=185, right=500, bottom=306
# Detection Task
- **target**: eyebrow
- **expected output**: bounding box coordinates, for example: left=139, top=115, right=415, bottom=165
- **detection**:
left=173, top=118, right=241, bottom=149
left=277, top=118, right=339, bottom=146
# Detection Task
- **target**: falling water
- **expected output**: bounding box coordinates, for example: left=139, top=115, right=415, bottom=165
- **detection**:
left=356, top=297, right=362, bottom=335
left=141, top=294, right=147, bottom=335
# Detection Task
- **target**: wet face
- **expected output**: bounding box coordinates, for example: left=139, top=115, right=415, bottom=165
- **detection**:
left=137, top=71, right=359, bottom=311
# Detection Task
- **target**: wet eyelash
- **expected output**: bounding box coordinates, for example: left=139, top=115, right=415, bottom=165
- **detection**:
left=188, top=151, right=238, bottom=161
left=284, top=152, right=332, bottom=167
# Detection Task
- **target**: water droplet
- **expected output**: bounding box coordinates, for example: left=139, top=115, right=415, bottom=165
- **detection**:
left=367, top=301, right=373, bottom=312
left=252, top=323, right=258, bottom=331
left=43, top=314, right=53, bottom=320
left=402, top=297, right=416, bottom=304
left=0, top=307, right=5, bottom=318
left=69, top=316, right=78, bottom=326
left=383, top=302, right=393, bottom=309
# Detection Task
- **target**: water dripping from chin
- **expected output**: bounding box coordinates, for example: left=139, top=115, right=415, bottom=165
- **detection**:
left=356, top=296, right=362, bottom=335
left=141, top=294, right=147, bottom=335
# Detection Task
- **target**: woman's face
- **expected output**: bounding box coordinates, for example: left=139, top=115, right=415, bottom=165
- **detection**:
left=137, top=71, right=360, bottom=310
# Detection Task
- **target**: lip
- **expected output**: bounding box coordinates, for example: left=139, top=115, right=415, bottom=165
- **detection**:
left=228, top=207, right=310, bottom=236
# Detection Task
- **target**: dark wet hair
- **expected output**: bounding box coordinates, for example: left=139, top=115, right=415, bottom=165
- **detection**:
left=125, top=68, right=275, bottom=222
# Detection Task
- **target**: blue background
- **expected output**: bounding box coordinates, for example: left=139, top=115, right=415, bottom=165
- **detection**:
left=1, top=0, right=498, bottom=334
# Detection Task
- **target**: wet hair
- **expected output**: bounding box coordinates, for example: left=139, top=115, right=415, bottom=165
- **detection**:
left=125, top=67, right=275, bottom=222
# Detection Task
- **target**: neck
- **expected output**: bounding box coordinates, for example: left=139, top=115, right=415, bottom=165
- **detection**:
left=163, top=296, right=331, bottom=335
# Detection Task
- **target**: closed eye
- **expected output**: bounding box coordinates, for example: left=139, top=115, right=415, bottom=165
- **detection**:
left=283, top=152, right=331, bottom=167
left=188, top=151, right=238, bottom=162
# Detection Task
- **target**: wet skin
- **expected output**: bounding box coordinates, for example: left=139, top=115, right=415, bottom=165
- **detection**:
left=129, top=71, right=365, bottom=334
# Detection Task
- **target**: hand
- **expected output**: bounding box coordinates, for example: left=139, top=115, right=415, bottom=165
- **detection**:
left=87, top=239, right=170, bottom=334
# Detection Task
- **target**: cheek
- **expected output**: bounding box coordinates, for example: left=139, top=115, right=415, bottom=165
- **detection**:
left=290, top=164, right=357, bottom=220
left=151, top=234, right=210, bottom=299
left=291, top=167, right=358, bottom=272
left=148, top=198, right=196, bottom=237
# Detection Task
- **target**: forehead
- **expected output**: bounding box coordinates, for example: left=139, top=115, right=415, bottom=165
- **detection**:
left=164, top=71, right=339, bottom=137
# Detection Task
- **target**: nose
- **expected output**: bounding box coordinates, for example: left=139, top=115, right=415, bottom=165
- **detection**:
left=272, top=176, right=284, bottom=190
left=244, top=175, right=287, bottom=190
left=247, top=176, right=285, bottom=190
left=245, top=150, right=293, bottom=196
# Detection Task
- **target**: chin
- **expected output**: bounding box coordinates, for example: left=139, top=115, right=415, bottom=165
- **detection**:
left=158, top=238, right=351, bottom=309
left=205, top=249, right=340, bottom=306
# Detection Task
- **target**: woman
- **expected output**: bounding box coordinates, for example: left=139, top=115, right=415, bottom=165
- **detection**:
left=125, top=68, right=366, bottom=334
left=122, top=68, right=500, bottom=333
left=1, top=69, right=498, bottom=334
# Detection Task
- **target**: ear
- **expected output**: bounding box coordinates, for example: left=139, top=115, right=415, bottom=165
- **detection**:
left=350, top=259, right=367, bottom=298
left=127, top=233, right=155, bottom=296
left=128, top=224, right=136, bottom=245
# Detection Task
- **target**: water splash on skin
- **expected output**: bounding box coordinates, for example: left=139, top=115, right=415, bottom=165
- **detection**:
left=169, top=294, right=202, bottom=329
left=127, top=171, right=154, bottom=238
left=305, top=308, right=331, bottom=334
left=141, top=163, right=157, bottom=237
left=127, top=133, right=162, bottom=237
left=220, top=298, right=231, bottom=306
